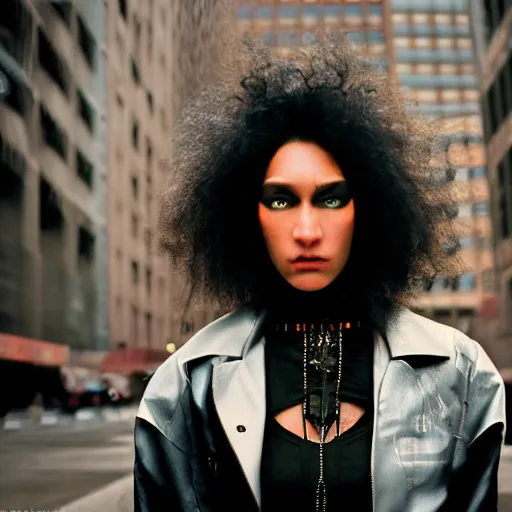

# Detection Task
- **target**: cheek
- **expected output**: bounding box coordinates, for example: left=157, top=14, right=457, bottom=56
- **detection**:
left=330, top=206, right=355, bottom=251
left=258, top=205, right=278, bottom=246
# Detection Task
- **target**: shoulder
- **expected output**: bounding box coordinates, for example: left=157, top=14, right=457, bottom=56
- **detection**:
left=137, top=306, right=261, bottom=425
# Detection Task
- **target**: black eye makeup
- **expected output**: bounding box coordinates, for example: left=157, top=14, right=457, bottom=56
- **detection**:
left=260, top=180, right=352, bottom=211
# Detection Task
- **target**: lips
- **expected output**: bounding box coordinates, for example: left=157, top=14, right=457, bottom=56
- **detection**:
left=290, top=256, right=328, bottom=270
left=292, top=256, right=327, bottom=263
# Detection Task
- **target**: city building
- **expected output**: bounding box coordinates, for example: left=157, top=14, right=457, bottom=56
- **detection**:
left=470, top=0, right=512, bottom=367
left=235, top=0, right=497, bottom=343
left=236, top=0, right=394, bottom=76
left=0, top=0, right=108, bottom=352
left=105, top=0, right=231, bottom=358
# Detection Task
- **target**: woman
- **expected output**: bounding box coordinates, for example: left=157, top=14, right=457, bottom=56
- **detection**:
left=134, top=39, right=505, bottom=511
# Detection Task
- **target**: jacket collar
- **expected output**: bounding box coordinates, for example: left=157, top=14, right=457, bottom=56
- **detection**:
left=179, top=306, right=451, bottom=367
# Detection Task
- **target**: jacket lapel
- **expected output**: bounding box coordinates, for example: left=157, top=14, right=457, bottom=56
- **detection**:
left=212, top=338, right=266, bottom=508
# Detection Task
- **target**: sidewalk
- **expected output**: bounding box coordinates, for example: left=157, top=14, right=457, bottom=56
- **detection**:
left=1, top=405, right=138, bottom=432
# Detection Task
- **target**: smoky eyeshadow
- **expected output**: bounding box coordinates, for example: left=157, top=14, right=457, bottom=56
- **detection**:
left=260, top=180, right=352, bottom=208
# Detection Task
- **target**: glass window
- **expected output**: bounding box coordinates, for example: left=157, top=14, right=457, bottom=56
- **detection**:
left=262, top=32, right=275, bottom=46
left=346, top=5, right=363, bottom=16
left=347, top=31, right=364, bottom=44
left=470, top=167, right=487, bottom=179
left=458, top=272, right=476, bottom=291
left=237, top=7, right=252, bottom=19
left=323, top=5, right=341, bottom=22
left=279, top=6, right=298, bottom=19
left=459, top=236, right=474, bottom=248
left=256, top=7, right=274, bottom=19
left=278, top=30, right=299, bottom=46
left=368, top=31, right=384, bottom=44
left=302, top=6, right=320, bottom=19
left=369, top=5, right=382, bottom=17
left=302, top=31, right=317, bottom=45
left=472, top=202, right=489, bottom=216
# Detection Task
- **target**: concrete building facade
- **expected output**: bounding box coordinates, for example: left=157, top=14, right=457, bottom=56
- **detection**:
left=469, top=0, right=512, bottom=368
left=0, top=0, right=108, bottom=351
left=106, top=0, right=231, bottom=353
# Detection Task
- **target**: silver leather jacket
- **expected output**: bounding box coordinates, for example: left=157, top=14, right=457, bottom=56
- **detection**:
left=135, top=307, right=506, bottom=511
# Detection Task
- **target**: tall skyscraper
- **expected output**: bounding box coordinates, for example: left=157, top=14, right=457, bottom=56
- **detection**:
left=470, top=0, right=512, bottom=366
left=389, top=0, right=494, bottom=334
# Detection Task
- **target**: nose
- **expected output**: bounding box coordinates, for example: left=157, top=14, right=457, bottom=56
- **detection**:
left=292, top=205, right=322, bottom=247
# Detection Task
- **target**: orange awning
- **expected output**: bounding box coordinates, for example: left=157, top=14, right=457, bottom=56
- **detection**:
left=101, top=346, right=169, bottom=374
left=0, top=333, right=70, bottom=367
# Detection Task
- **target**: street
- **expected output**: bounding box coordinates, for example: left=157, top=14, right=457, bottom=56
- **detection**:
left=0, top=419, right=135, bottom=511
left=0, top=417, right=511, bottom=511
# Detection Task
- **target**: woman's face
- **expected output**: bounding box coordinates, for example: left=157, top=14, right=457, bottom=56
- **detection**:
left=258, top=141, right=355, bottom=292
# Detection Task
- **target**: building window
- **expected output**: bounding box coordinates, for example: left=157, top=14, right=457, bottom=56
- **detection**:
left=412, top=13, right=429, bottom=24
left=118, top=0, right=127, bottom=20
left=279, top=6, right=298, bottom=19
left=414, top=37, right=431, bottom=49
left=302, top=6, right=320, bottom=22
left=416, top=89, right=437, bottom=103
left=472, top=202, right=489, bottom=217
left=442, top=90, right=460, bottom=102
left=131, top=57, right=141, bottom=85
left=77, top=89, right=95, bottom=132
left=470, top=167, right=487, bottom=179
left=456, top=38, right=472, bottom=49
left=396, top=63, right=412, bottom=74
left=146, top=268, right=152, bottom=294
left=145, top=313, right=152, bottom=345
left=368, top=31, right=385, bottom=44
left=131, top=213, right=139, bottom=238
left=131, top=306, right=139, bottom=344
left=302, top=32, right=317, bottom=45
left=434, top=14, right=451, bottom=24
left=131, top=261, right=140, bottom=284
left=40, top=105, right=68, bottom=161
left=237, top=7, right=252, bottom=19
left=38, top=29, right=68, bottom=95
left=323, top=5, right=341, bottom=23
left=76, top=150, right=94, bottom=189
left=347, top=32, right=364, bottom=44
left=132, top=119, right=139, bottom=150
left=262, top=32, right=275, bottom=46
left=256, top=7, right=274, bottom=19
left=78, top=227, right=95, bottom=262
left=77, top=16, right=96, bottom=69
left=278, top=30, right=298, bottom=46
left=131, top=175, right=139, bottom=200
left=437, top=38, right=453, bottom=49
left=439, top=64, right=457, bottom=74
left=392, top=13, right=408, bottom=24
left=462, top=90, right=480, bottom=102
left=459, top=236, right=474, bottom=248
left=416, top=64, right=434, bottom=74
left=457, top=204, right=472, bottom=218
left=454, top=167, right=469, bottom=181
left=458, top=272, right=476, bottom=291
left=369, top=5, right=382, bottom=18
left=345, top=5, right=363, bottom=22
left=147, top=91, right=153, bottom=114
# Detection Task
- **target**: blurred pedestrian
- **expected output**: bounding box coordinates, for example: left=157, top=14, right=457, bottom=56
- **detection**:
left=134, top=36, right=506, bottom=511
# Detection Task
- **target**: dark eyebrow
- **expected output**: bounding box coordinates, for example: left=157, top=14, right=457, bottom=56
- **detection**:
left=261, top=180, right=348, bottom=195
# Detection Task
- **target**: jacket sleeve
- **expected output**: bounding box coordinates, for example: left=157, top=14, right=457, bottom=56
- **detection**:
left=134, top=416, right=181, bottom=511
left=445, top=341, right=506, bottom=512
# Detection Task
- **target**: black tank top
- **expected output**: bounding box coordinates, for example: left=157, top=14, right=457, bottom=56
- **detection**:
left=260, top=314, right=374, bottom=511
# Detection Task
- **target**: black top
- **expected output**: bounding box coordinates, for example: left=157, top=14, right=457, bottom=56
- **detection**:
left=260, top=281, right=375, bottom=511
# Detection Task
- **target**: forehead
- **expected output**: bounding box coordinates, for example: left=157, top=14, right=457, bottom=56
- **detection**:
left=264, top=141, right=345, bottom=183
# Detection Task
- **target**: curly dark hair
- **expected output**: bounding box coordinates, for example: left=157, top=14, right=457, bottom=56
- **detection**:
left=159, top=36, right=462, bottom=326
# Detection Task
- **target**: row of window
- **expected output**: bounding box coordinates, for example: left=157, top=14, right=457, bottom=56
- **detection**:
left=407, top=102, right=480, bottom=116
left=392, top=12, right=469, bottom=25
left=261, top=29, right=384, bottom=46
left=238, top=5, right=382, bottom=20
left=39, top=105, right=94, bottom=189
left=392, top=23, right=470, bottom=37
left=457, top=202, right=490, bottom=218
left=399, top=74, right=477, bottom=88
left=402, top=88, right=479, bottom=104
left=390, top=0, right=468, bottom=13
left=396, top=63, right=475, bottom=74
left=395, top=48, right=473, bottom=63
left=394, top=37, right=472, bottom=50
left=423, top=272, right=478, bottom=293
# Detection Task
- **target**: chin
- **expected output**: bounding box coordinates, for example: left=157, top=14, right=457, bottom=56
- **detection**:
left=288, top=275, right=333, bottom=292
